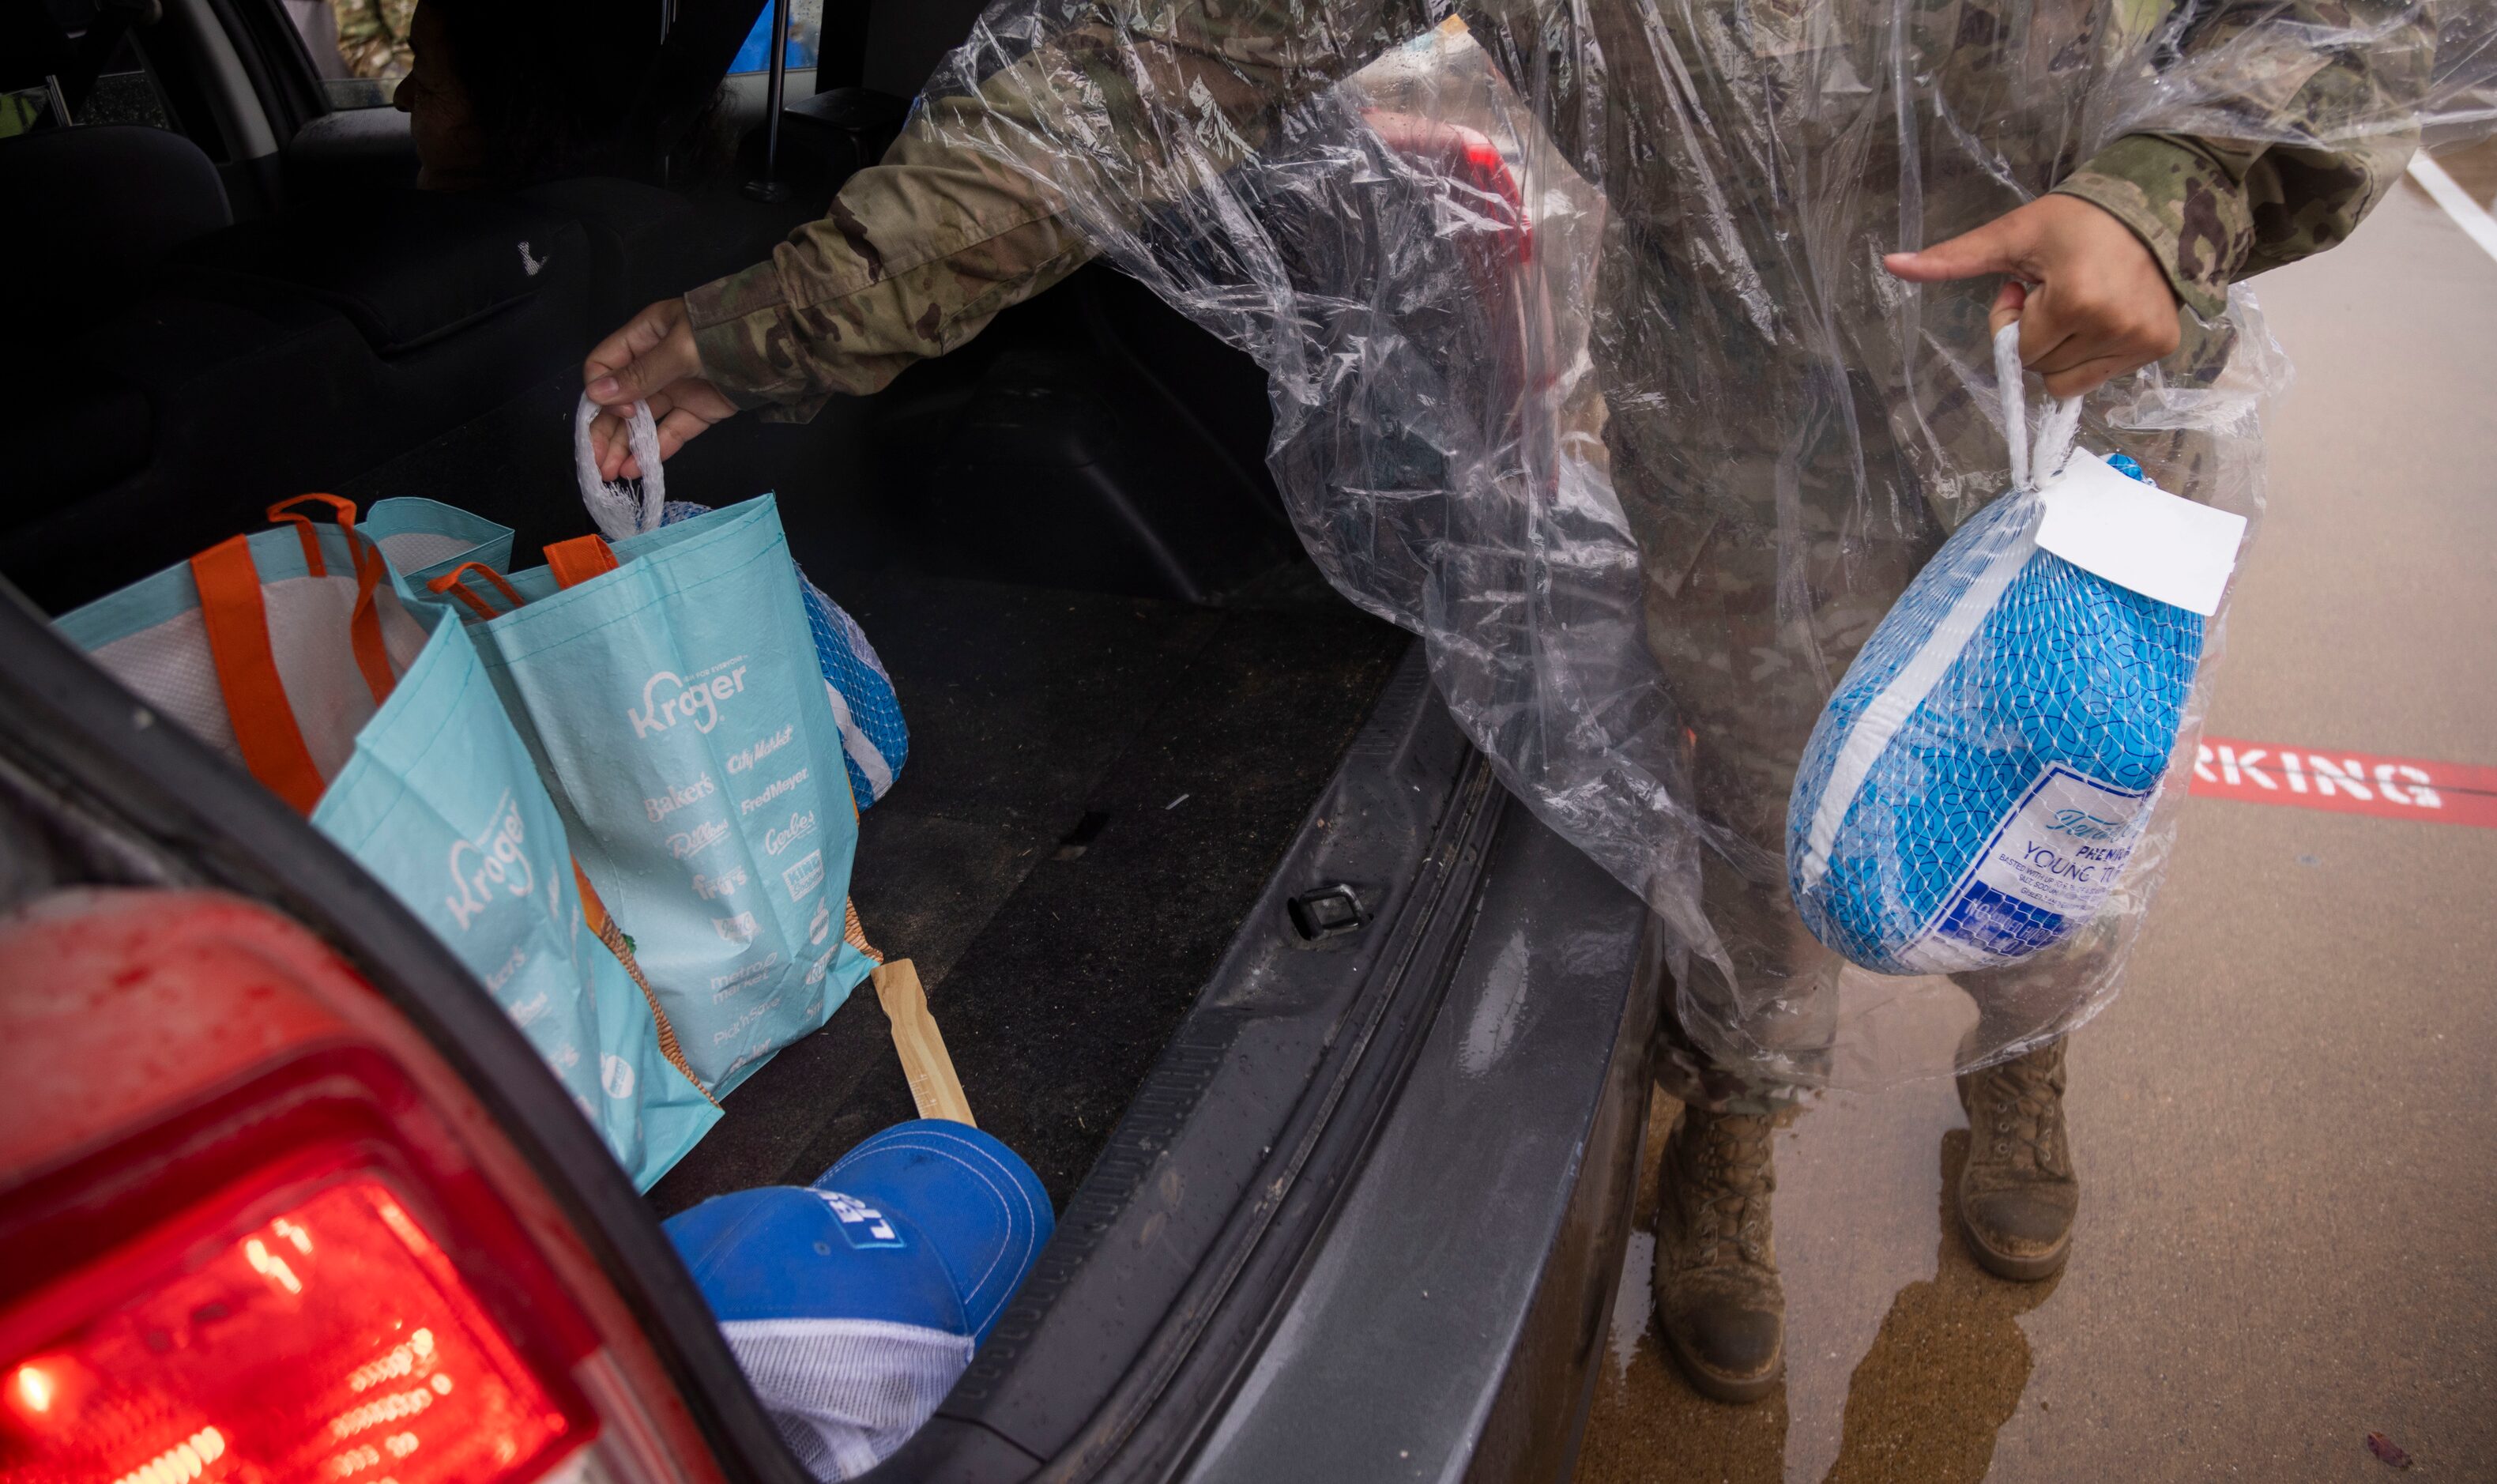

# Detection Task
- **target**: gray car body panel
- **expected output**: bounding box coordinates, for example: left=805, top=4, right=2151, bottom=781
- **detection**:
left=1184, top=795, right=1659, bottom=1484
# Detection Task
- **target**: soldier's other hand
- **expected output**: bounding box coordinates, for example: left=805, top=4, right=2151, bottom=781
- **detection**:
left=584, top=298, right=740, bottom=480
left=1881, top=194, right=2182, bottom=399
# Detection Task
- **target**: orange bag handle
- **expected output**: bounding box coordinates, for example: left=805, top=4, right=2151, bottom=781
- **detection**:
left=427, top=560, right=527, bottom=621
left=266, top=494, right=358, bottom=575
left=544, top=534, right=620, bottom=590
left=426, top=533, right=619, bottom=617
left=264, top=494, right=394, bottom=706
left=190, top=497, right=408, bottom=813
left=191, top=536, right=330, bottom=815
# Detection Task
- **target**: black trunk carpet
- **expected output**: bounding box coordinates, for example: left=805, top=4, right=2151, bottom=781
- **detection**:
left=646, top=570, right=1409, bottom=1215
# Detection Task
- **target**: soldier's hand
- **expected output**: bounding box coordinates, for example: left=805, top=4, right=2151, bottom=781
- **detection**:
left=584, top=298, right=740, bottom=480
left=1881, top=194, right=2182, bottom=399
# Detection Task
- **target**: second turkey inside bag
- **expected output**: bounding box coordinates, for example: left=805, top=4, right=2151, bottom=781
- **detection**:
left=412, top=473, right=879, bottom=1098
left=1787, top=323, right=2251, bottom=977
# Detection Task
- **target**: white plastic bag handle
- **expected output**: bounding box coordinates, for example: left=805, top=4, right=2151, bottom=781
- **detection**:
left=574, top=394, right=665, bottom=541
left=1994, top=320, right=2081, bottom=493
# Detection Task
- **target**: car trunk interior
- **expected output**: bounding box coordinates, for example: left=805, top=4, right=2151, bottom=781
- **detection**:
left=665, top=566, right=1409, bottom=1211
left=324, top=264, right=1413, bottom=1212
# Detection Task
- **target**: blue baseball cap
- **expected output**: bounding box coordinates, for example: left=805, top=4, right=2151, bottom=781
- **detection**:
left=815, top=1121, right=1054, bottom=1344
left=665, top=1121, right=1053, bottom=1346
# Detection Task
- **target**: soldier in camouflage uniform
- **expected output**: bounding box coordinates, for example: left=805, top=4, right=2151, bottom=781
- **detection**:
left=585, top=0, right=2430, bottom=1404
left=332, top=0, right=416, bottom=80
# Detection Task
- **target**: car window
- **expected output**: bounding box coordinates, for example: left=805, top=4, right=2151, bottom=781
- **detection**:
left=728, top=0, right=820, bottom=73
left=281, top=0, right=412, bottom=109
left=70, top=66, right=175, bottom=129
left=0, top=87, right=57, bottom=138
left=0, top=65, right=172, bottom=140
left=286, top=1, right=790, bottom=109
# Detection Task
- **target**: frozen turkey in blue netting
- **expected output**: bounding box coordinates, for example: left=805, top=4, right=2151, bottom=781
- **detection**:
left=1784, top=454, right=2202, bottom=976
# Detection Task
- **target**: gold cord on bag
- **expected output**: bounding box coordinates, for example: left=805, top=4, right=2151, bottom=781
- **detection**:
left=593, top=913, right=721, bottom=1109
left=575, top=866, right=721, bottom=1109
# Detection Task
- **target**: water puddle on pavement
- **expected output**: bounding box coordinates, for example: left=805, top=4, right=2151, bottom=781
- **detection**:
left=1579, top=1076, right=2062, bottom=1484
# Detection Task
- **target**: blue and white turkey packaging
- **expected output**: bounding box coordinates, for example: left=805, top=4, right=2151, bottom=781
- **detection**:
left=1787, top=326, right=2249, bottom=975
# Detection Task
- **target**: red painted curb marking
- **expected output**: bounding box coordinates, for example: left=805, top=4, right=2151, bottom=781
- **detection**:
left=2190, top=736, right=2497, bottom=828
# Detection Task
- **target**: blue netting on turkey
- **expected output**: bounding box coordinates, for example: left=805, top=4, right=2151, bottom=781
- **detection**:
left=1787, top=471, right=2202, bottom=976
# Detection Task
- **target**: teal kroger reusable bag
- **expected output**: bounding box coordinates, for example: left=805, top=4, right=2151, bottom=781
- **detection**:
left=55, top=497, right=719, bottom=1188
left=420, top=495, right=878, bottom=1096
left=363, top=495, right=516, bottom=584
left=565, top=399, right=911, bottom=810
left=312, top=616, right=721, bottom=1184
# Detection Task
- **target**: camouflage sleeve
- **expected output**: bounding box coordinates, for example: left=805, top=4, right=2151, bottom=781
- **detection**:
left=687, top=2, right=1426, bottom=419
left=2051, top=0, right=2436, bottom=319
left=684, top=113, right=1098, bottom=422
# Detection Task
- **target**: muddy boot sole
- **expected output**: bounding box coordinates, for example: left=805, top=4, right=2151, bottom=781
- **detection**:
left=1957, top=1192, right=2073, bottom=1282
left=1661, top=1323, right=1785, bottom=1405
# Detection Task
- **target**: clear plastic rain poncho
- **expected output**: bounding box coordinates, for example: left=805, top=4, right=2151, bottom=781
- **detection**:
left=910, top=0, right=2495, bottom=1086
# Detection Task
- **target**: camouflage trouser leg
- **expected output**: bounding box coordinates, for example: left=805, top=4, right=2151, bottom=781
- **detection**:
left=1612, top=382, right=1946, bottom=1113
left=1643, top=509, right=1944, bottom=1110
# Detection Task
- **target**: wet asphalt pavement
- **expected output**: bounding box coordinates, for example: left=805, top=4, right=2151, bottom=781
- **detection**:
left=1573, top=142, right=2497, bottom=1483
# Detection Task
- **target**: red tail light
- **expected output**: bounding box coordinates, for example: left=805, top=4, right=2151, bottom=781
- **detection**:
left=0, top=891, right=723, bottom=1484
left=1, top=1173, right=587, bottom=1484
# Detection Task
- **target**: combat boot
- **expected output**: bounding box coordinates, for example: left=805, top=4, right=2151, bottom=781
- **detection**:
left=1956, top=1038, right=2077, bottom=1280
left=1651, top=1106, right=1783, bottom=1403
